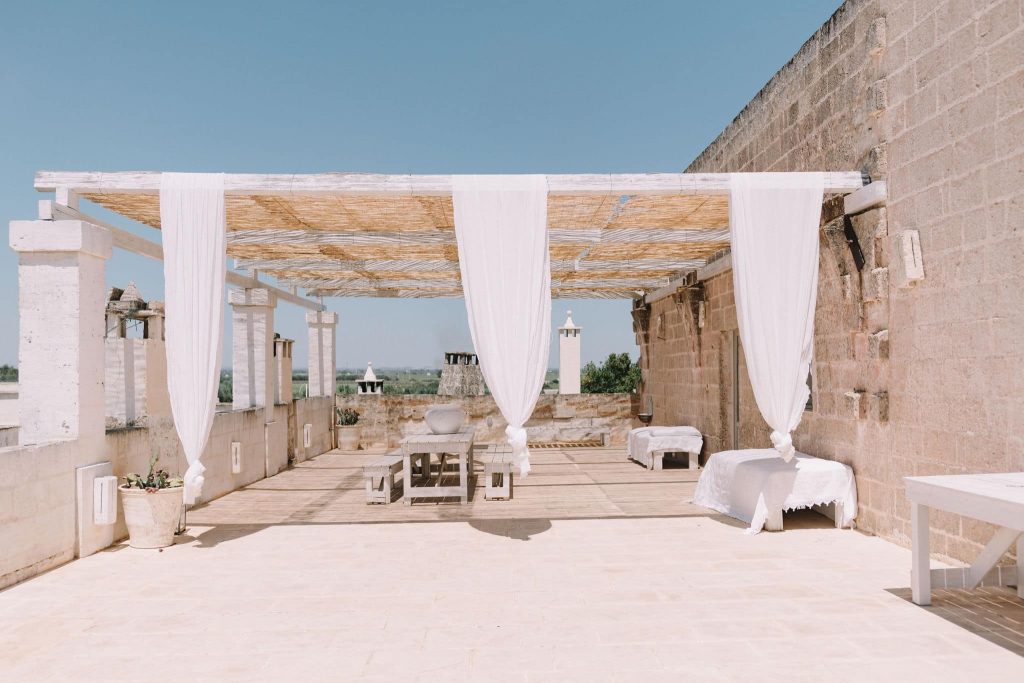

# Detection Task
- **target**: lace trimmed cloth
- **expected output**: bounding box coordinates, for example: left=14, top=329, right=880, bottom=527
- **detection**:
left=693, top=449, right=857, bottom=534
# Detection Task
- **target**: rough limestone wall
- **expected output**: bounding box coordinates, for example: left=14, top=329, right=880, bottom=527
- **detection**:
left=294, top=396, right=335, bottom=462
left=335, top=393, right=638, bottom=450
left=0, top=440, right=77, bottom=590
left=643, top=0, right=1024, bottom=563
left=881, top=0, right=1024, bottom=560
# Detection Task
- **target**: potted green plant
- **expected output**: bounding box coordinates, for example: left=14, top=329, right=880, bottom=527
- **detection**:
left=336, top=407, right=361, bottom=450
left=120, top=454, right=184, bottom=549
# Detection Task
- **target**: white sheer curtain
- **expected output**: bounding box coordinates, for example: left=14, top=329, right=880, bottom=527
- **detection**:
left=729, top=172, right=825, bottom=461
left=160, top=173, right=227, bottom=504
left=453, top=175, right=550, bottom=476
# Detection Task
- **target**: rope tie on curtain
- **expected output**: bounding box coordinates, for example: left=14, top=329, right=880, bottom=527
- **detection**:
left=506, top=425, right=531, bottom=477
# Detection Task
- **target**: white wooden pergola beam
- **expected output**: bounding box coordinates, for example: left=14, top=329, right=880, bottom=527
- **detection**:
left=236, top=257, right=706, bottom=273
left=38, top=200, right=325, bottom=312
left=227, top=227, right=730, bottom=248
left=304, top=287, right=641, bottom=300
left=286, top=275, right=669, bottom=291
left=36, top=171, right=867, bottom=196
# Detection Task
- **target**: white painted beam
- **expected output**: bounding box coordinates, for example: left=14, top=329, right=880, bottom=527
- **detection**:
left=227, top=227, right=731, bottom=248
left=843, top=180, right=887, bottom=214
left=36, top=171, right=867, bottom=196
left=37, top=201, right=324, bottom=312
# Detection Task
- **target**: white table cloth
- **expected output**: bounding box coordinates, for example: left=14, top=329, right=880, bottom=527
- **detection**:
left=694, top=449, right=857, bottom=533
left=628, top=426, right=704, bottom=461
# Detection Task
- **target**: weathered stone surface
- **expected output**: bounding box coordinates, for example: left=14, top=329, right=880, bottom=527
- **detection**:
left=336, top=393, right=638, bottom=449
left=642, top=0, right=1024, bottom=565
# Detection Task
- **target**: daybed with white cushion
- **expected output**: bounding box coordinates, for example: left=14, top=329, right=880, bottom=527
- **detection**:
left=627, top=426, right=704, bottom=470
left=693, top=449, right=857, bottom=533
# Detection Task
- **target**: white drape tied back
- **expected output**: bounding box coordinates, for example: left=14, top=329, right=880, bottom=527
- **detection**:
left=505, top=426, right=530, bottom=474
left=160, top=173, right=227, bottom=504
left=729, top=172, right=825, bottom=462
left=453, top=174, right=551, bottom=477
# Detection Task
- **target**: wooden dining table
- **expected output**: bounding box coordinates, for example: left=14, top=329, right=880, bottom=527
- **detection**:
left=399, top=429, right=476, bottom=505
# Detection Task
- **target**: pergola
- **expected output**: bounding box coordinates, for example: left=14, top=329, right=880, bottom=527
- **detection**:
left=34, top=170, right=878, bottom=304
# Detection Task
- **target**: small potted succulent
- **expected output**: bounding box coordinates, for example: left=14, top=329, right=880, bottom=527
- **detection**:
left=336, top=407, right=361, bottom=450
left=120, top=454, right=183, bottom=549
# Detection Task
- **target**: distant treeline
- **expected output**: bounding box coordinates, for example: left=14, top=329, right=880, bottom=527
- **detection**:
left=0, top=365, right=18, bottom=382
left=216, top=359, right=634, bottom=402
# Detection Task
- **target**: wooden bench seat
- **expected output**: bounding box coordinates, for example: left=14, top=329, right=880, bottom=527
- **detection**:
left=478, top=444, right=514, bottom=501
left=363, top=453, right=403, bottom=504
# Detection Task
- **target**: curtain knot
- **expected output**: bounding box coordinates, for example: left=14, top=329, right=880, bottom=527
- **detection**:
left=183, top=460, right=206, bottom=505
left=505, top=425, right=531, bottom=477
left=770, top=431, right=796, bottom=462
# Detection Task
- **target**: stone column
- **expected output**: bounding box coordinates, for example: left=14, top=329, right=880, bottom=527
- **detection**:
left=306, top=311, right=337, bottom=397
left=10, top=220, right=111, bottom=445
left=229, top=288, right=276, bottom=410
left=558, top=310, right=582, bottom=395
left=274, top=338, right=294, bottom=404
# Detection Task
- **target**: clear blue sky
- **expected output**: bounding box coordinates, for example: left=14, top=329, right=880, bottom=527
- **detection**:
left=0, top=1, right=840, bottom=370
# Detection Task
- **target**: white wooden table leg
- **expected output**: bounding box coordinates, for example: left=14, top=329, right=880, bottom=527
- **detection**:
left=653, top=453, right=663, bottom=471
left=911, top=502, right=931, bottom=605
left=403, top=453, right=413, bottom=505
left=967, top=527, right=1019, bottom=589
left=459, top=452, right=468, bottom=504
left=1017, top=534, right=1023, bottom=600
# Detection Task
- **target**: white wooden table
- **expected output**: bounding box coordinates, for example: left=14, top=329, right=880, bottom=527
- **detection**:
left=905, top=472, right=1024, bottom=605
left=400, top=429, right=475, bottom=505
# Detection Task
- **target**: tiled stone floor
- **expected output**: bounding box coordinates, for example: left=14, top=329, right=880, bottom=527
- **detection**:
left=0, top=448, right=1021, bottom=681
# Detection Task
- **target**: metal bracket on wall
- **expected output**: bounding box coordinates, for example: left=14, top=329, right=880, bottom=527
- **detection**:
left=842, top=215, right=866, bottom=272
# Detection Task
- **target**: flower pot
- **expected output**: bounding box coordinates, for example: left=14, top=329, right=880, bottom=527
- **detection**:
left=119, top=486, right=183, bottom=549
left=337, top=424, right=361, bottom=450
left=424, top=404, right=467, bottom=435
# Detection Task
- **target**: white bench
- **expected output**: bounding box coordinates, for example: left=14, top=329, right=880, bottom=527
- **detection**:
left=693, top=449, right=857, bottom=533
left=905, top=473, right=1024, bottom=606
left=479, top=444, right=513, bottom=501
left=363, top=453, right=404, bottom=504
left=628, top=426, right=703, bottom=470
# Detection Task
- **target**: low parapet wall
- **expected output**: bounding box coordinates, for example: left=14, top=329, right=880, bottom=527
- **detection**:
left=335, top=393, right=640, bottom=449
left=0, top=395, right=336, bottom=591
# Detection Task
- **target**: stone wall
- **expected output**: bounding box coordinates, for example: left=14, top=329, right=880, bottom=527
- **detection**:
left=0, top=440, right=78, bottom=590
left=643, top=0, right=1024, bottom=563
left=336, top=393, right=639, bottom=450
left=1, top=397, right=336, bottom=590
left=294, top=396, right=335, bottom=461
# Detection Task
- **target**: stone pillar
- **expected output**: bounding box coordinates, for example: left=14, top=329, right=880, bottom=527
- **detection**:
left=229, top=288, right=276, bottom=410
left=10, top=220, right=112, bottom=445
left=274, top=337, right=294, bottom=404
left=558, top=310, right=582, bottom=395
left=306, top=311, right=337, bottom=397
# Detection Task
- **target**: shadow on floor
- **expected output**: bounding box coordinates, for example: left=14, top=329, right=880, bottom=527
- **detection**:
left=469, top=518, right=552, bottom=540
left=886, top=586, right=1024, bottom=657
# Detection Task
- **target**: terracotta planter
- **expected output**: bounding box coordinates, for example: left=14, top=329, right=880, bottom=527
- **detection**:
left=337, top=424, right=361, bottom=450
left=119, top=486, right=183, bottom=549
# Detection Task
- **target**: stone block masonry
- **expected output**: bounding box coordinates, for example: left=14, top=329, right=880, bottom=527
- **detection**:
left=643, top=0, right=1024, bottom=565
left=336, top=393, right=639, bottom=450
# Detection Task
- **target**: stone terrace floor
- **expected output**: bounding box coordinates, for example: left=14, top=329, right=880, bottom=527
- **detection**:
left=1, top=447, right=1023, bottom=682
